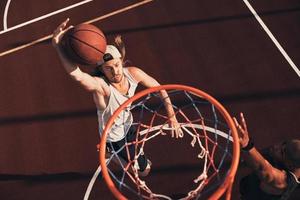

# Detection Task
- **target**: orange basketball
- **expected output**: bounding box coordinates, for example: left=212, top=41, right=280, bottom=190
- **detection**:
left=62, top=23, right=107, bottom=65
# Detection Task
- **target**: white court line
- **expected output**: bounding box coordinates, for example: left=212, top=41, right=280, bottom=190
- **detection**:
left=0, top=0, right=93, bottom=35
left=83, top=165, right=101, bottom=200
left=242, top=0, right=300, bottom=78
left=3, top=0, right=12, bottom=30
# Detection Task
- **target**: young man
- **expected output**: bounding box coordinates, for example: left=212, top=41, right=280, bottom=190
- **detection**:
left=52, top=19, right=182, bottom=176
left=234, top=113, right=300, bottom=200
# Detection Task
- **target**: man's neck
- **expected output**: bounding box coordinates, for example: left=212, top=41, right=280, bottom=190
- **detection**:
left=111, top=74, right=125, bottom=87
left=111, top=75, right=129, bottom=95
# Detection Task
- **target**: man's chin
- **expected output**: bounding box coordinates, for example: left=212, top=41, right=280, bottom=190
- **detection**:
left=113, top=75, right=123, bottom=83
left=110, top=78, right=122, bottom=83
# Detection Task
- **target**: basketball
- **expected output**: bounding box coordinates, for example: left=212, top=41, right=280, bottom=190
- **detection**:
left=62, top=23, right=107, bottom=65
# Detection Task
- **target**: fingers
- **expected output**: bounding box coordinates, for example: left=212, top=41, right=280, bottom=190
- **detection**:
left=178, top=128, right=184, bottom=138
left=66, top=25, right=74, bottom=31
left=233, top=117, right=242, bottom=131
left=171, top=128, right=175, bottom=138
left=54, top=18, right=71, bottom=35
left=234, top=113, right=251, bottom=147
left=240, top=112, right=248, bottom=130
left=233, top=116, right=244, bottom=134
left=233, top=113, right=247, bottom=129
left=59, top=18, right=70, bottom=29
left=168, top=120, right=183, bottom=138
left=52, top=19, right=73, bottom=46
left=175, top=126, right=184, bottom=138
left=233, top=117, right=238, bottom=127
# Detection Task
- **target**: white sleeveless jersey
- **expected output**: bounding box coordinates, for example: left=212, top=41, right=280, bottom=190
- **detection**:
left=97, top=68, right=138, bottom=142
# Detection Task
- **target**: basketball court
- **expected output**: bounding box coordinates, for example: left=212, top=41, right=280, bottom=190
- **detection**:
left=0, top=0, right=299, bottom=199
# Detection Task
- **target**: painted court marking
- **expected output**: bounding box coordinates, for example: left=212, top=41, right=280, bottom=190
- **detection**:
left=3, top=0, right=12, bottom=30
left=0, top=0, right=154, bottom=57
left=242, top=0, right=300, bottom=77
left=1, top=0, right=93, bottom=35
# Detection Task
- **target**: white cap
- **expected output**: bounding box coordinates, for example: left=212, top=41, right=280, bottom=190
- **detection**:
left=97, top=45, right=121, bottom=65
left=105, top=45, right=121, bottom=59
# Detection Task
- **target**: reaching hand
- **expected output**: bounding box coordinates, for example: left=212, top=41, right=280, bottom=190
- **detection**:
left=233, top=112, right=250, bottom=148
left=169, top=117, right=183, bottom=138
left=52, top=18, right=73, bottom=47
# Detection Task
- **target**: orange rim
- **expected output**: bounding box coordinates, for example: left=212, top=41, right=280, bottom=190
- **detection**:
left=99, top=84, right=240, bottom=200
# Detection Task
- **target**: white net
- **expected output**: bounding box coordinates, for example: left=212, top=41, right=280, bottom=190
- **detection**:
left=99, top=85, right=239, bottom=200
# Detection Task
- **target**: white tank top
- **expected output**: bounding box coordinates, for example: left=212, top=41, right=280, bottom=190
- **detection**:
left=97, top=68, right=138, bottom=142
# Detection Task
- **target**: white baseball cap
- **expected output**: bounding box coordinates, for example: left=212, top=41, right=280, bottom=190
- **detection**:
left=105, top=45, right=121, bottom=59
left=97, top=45, right=121, bottom=65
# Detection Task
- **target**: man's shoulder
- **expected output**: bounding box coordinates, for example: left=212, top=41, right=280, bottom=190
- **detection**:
left=126, top=66, right=144, bottom=81
left=126, top=66, right=142, bottom=74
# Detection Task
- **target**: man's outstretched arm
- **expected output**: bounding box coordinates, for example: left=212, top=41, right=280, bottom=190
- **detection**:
left=52, top=19, right=103, bottom=92
left=233, top=113, right=287, bottom=190
left=129, top=67, right=183, bottom=138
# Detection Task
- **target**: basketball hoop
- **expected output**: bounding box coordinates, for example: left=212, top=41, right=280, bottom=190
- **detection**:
left=99, top=84, right=240, bottom=200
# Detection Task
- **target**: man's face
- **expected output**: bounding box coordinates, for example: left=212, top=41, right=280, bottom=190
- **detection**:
left=268, top=141, right=295, bottom=170
left=269, top=142, right=287, bottom=164
left=101, top=58, right=123, bottom=83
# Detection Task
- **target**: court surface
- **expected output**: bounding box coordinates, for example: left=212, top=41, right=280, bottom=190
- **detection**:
left=0, top=0, right=299, bottom=199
